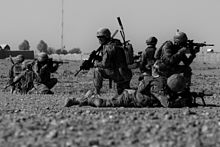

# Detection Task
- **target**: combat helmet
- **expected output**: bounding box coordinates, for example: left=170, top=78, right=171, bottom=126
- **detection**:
left=146, top=36, right=158, bottom=45
left=21, top=60, right=33, bottom=70
left=167, top=73, right=186, bottom=93
left=37, top=52, right=48, bottom=62
left=96, top=28, right=111, bottom=39
left=15, top=54, right=25, bottom=63
left=173, top=31, right=188, bottom=45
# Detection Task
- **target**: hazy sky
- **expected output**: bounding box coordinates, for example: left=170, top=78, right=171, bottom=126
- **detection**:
left=0, top=0, right=219, bottom=53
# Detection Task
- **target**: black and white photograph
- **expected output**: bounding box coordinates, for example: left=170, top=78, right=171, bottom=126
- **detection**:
left=0, top=0, right=219, bottom=146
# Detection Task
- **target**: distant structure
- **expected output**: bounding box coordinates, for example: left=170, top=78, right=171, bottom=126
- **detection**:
left=207, top=48, right=214, bottom=53
left=0, top=44, right=10, bottom=51
left=61, top=0, right=64, bottom=51
left=0, top=44, right=34, bottom=59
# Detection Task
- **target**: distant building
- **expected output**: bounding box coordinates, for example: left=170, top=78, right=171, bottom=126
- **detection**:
left=0, top=44, right=10, bottom=51
left=0, top=44, right=35, bottom=59
left=207, top=48, right=214, bottom=53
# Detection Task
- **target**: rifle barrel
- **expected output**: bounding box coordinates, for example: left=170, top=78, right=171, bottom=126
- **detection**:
left=206, top=44, right=214, bottom=46
left=111, top=30, right=118, bottom=38
left=117, top=17, right=123, bottom=30
left=74, top=69, right=81, bottom=76
left=9, top=55, right=14, bottom=64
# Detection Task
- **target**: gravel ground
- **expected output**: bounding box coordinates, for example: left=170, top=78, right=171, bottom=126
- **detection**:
left=0, top=59, right=220, bottom=147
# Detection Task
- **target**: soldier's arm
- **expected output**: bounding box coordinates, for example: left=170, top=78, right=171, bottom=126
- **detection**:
left=33, top=71, right=41, bottom=83
left=161, top=42, right=184, bottom=65
left=154, top=47, right=162, bottom=60
left=8, top=65, right=15, bottom=79
left=34, top=62, right=42, bottom=74
left=39, top=64, right=48, bottom=75
left=181, top=53, right=196, bottom=66
left=50, top=63, right=59, bottom=73
left=12, top=71, right=26, bottom=84
left=94, top=50, right=106, bottom=68
left=139, top=51, right=148, bottom=72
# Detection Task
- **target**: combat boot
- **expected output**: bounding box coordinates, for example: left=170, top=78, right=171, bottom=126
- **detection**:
left=64, top=98, right=79, bottom=107
left=116, top=81, right=130, bottom=95
left=151, top=92, right=170, bottom=108
left=174, top=89, right=193, bottom=107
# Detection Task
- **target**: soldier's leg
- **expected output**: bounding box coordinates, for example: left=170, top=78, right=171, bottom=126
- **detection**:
left=93, top=68, right=113, bottom=94
left=46, top=78, right=58, bottom=89
left=135, top=91, right=161, bottom=107
left=183, top=67, right=192, bottom=89
left=93, top=68, right=104, bottom=94
left=99, top=89, right=136, bottom=107
left=116, top=81, right=130, bottom=95
left=150, top=76, right=172, bottom=107
left=176, top=66, right=192, bottom=89
left=76, top=89, right=135, bottom=107
left=10, top=86, right=15, bottom=94
left=107, top=89, right=159, bottom=107
left=31, top=83, right=54, bottom=94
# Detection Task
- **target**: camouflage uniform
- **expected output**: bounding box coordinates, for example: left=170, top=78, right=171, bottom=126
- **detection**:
left=124, top=42, right=134, bottom=66
left=8, top=55, right=24, bottom=93
left=12, top=69, right=37, bottom=94
left=139, top=46, right=156, bottom=75
left=94, top=29, right=132, bottom=95
left=154, top=40, right=195, bottom=79
left=67, top=74, right=191, bottom=108
left=140, top=37, right=158, bottom=76
left=10, top=61, right=53, bottom=94
left=35, top=54, right=59, bottom=90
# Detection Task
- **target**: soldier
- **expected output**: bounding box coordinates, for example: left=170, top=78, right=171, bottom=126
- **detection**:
left=139, top=36, right=158, bottom=80
left=93, top=28, right=132, bottom=95
left=153, top=31, right=200, bottom=89
left=9, top=60, right=38, bottom=94
left=65, top=73, right=191, bottom=108
left=35, top=52, right=59, bottom=92
left=8, top=54, right=25, bottom=93
left=9, top=60, right=53, bottom=94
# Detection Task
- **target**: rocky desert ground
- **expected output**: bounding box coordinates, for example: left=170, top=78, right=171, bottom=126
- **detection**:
left=0, top=59, right=220, bottom=147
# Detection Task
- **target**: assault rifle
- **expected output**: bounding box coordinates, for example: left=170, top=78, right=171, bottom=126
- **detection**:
left=47, top=58, right=69, bottom=65
left=117, top=17, right=126, bottom=45
left=74, top=47, right=102, bottom=76
left=117, top=17, right=132, bottom=47
left=74, top=29, right=119, bottom=77
left=190, top=91, right=213, bottom=106
left=117, top=17, right=138, bottom=69
left=187, top=40, right=214, bottom=54
left=3, top=82, right=15, bottom=91
left=187, top=40, right=214, bottom=48
left=9, top=55, right=15, bottom=64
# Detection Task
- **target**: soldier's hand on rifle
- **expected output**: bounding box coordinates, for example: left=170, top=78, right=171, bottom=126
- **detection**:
left=81, top=60, right=91, bottom=70
left=90, top=50, right=97, bottom=58
left=194, top=46, right=200, bottom=54
left=189, top=46, right=200, bottom=56
left=178, top=47, right=188, bottom=55
left=94, top=60, right=102, bottom=68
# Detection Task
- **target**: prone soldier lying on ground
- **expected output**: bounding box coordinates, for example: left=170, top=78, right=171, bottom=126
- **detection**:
left=65, top=73, right=213, bottom=108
